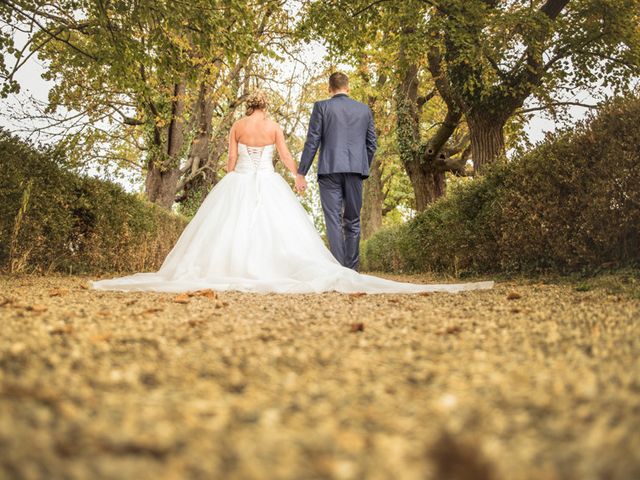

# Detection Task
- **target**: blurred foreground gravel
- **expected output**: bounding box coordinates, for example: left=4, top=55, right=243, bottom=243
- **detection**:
left=0, top=274, right=639, bottom=480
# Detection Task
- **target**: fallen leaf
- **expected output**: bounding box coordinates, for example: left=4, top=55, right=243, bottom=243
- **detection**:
left=26, top=304, right=48, bottom=313
left=437, top=325, right=462, bottom=335
left=139, top=307, right=164, bottom=315
left=97, top=310, right=111, bottom=317
left=507, top=292, right=522, bottom=300
left=350, top=322, right=365, bottom=332
left=174, top=294, right=190, bottom=304
left=48, top=288, right=69, bottom=297
left=186, top=319, right=205, bottom=327
left=189, top=289, right=217, bottom=299
left=349, top=292, right=366, bottom=298
left=50, top=324, right=73, bottom=335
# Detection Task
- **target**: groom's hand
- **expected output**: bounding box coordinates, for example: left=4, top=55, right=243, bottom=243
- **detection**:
left=295, top=174, right=307, bottom=194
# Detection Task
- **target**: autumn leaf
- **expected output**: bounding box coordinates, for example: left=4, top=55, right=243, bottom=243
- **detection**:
left=50, top=324, right=73, bottom=335
left=189, top=289, right=217, bottom=299
left=186, top=319, right=205, bottom=327
left=350, top=322, right=365, bottom=332
left=438, top=325, right=462, bottom=335
left=48, top=288, right=69, bottom=297
left=174, top=294, right=190, bottom=304
left=139, top=307, right=164, bottom=315
left=26, top=304, right=48, bottom=313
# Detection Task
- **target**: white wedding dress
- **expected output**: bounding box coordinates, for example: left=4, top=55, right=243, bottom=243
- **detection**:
left=91, top=143, right=494, bottom=294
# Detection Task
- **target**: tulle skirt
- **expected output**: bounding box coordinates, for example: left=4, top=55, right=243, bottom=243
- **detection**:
left=91, top=170, right=494, bottom=294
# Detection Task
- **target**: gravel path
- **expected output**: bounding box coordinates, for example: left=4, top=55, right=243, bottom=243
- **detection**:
left=1, top=274, right=639, bottom=480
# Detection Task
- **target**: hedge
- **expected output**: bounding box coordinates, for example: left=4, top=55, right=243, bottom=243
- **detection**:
left=362, top=94, right=640, bottom=275
left=0, top=129, right=187, bottom=274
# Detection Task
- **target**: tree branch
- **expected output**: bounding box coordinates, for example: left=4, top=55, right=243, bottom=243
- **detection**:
left=518, top=101, right=598, bottom=114
left=3, top=1, right=98, bottom=61
left=351, top=0, right=392, bottom=17
left=416, top=88, right=437, bottom=110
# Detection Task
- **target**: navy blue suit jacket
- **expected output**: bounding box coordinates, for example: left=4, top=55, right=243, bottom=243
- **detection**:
left=298, top=93, right=377, bottom=178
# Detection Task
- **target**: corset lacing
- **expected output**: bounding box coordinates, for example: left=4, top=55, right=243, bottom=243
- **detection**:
left=238, top=144, right=274, bottom=229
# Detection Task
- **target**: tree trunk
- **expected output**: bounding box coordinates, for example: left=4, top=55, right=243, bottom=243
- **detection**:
left=177, top=81, right=217, bottom=205
left=145, top=165, right=182, bottom=209
left=467, top=111, right=507, bottom=174
left=396, top=46, right=448, bottom=212
left=405, top=157, right=446, bottom=212
left=360, top=69, right=388, bottom=240
left=145, top=80, right=187, bottom=209
left=361, top=155, right=384, bottom=239
left=189, top=82, right=215, bottom=177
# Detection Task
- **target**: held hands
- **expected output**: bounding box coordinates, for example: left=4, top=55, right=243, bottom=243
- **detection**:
left=294, top=174, right=308, bottom=195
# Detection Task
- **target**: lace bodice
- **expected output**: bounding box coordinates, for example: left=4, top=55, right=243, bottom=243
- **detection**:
left=235, top=143, right=275, bottom=173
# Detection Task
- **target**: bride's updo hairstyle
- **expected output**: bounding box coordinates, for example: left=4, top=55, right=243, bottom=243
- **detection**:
left=245, top=89, right=269, bottom=116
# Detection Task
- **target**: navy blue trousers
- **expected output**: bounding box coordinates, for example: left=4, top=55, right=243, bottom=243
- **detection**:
left=317, top=173, right=363, bottom=270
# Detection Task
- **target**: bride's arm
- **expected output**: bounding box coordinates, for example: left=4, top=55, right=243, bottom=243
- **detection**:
left=274, top=124, right=298, bottom=176
left=227, top=123, right=239, bottom=172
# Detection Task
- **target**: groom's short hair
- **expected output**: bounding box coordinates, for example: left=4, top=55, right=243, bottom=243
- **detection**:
left=329, top=72, right=349, bottom=91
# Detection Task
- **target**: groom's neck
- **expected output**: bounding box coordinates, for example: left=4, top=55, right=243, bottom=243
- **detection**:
left=331, top=89, right=348, bottom=97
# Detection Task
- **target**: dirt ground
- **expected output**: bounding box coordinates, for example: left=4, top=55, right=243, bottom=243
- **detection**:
left=1, top=273, right=639, bottom=480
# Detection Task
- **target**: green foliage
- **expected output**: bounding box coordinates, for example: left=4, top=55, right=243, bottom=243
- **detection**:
left=0, top=129, right=187, bottom=274
left=2, top=0, right=294, bottom=208
left=303, top=0, right=640, bottom=178
left=362, top=93, right=640, bottom=275
left=303, top=0, right=640, bottom=112
left=0, top=4, right=19, bottom=97
left=428, top=0, right=640, bottom=109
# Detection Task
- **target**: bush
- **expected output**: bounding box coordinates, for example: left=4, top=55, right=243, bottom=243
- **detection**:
left=0, top=129, right=187, bottom=274
left=362, top=94, right=640, bottom=275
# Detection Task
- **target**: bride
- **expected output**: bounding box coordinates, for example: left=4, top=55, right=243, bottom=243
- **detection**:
left=91, top=91, right=493, bottom=294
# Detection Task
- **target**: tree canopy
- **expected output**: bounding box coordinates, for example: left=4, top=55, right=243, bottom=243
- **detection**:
left=1, top=0, right=639, bottom=235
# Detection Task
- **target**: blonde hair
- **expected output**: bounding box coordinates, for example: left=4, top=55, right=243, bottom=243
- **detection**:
left=245, top=89, right=268, bottom=116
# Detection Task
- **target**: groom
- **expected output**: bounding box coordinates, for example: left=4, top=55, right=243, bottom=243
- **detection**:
left=296, top=72, right=377, bottom=271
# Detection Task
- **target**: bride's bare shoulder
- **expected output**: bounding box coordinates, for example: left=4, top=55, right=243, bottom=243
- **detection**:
left=232, top=117, right=247, bottom=129
left=230, top=117, right=249, bottom=136
left=257, top=118, right=281, bottom=139
left=268, top=118, right=283, bottom=132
